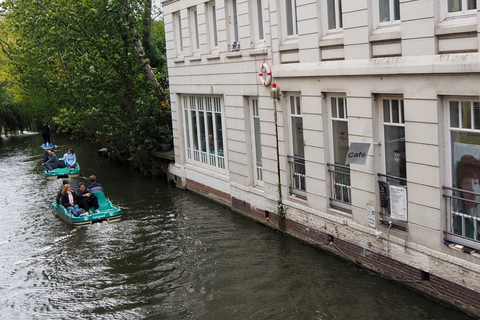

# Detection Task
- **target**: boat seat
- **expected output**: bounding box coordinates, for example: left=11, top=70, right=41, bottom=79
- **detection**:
left=93, top=191, right=111, bottom=211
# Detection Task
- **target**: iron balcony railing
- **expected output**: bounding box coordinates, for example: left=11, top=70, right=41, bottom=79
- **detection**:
left=287, top=155, right=306, bottom=198
left=443, top=185, right=480, bottom=249
left=327, top=163, right=351, bottom=211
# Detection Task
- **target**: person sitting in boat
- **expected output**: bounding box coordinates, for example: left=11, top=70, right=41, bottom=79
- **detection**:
left=77, top=182, right=100, bottom=214
left=56, top=179, right=71, bottom=204
left=60, top=184, right=84, bottom=216
left=62, top=148, right=77, bottom=170
left=42, top=149, right=59, bottom=173
left=87, top=175, right=103, bottom=193
left=42, top=121, right=52, bottom=146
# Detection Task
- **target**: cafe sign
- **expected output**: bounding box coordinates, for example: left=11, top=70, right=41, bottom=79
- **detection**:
left=345, top=142, right=371, bottom=165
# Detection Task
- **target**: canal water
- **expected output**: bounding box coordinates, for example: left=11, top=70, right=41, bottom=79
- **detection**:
left=0, top=133, right=475, bottom=320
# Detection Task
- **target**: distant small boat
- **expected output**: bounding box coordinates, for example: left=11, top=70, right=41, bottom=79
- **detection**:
left=40, top=143, right=56, bottom=150
left=44, top=160, right=81, bottom=180
left=51, top=191, right=122, bottom=227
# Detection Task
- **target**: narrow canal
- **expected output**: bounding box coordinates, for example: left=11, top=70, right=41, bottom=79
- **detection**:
left=0, top=133, right=475, bottom=320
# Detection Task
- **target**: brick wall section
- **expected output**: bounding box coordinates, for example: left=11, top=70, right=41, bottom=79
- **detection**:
left=180, top=177, right=480, bottom=317
left=186, top=178, right=232, bottom=206
left=232, top=197, right=266, bottom=222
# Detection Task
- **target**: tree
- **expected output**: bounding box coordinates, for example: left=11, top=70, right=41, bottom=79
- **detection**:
left=1, top=0, right=171, bottom=174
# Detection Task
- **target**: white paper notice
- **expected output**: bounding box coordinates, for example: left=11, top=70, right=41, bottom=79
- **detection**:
left=389, top=184, right=408, bottom=221
left=367, top=205, right=376, bottom=228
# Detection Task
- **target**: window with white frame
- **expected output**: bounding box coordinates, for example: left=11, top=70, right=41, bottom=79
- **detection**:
left=251, top=98, right=263, bottom=185
left=378, top=97, right=407, bottom=226
left=183, top=96, right=226, bottom=171
left=173, top=11, right=184, bottom=55
left=226, top=0, right=239, bottom=50
left=328, top=95, right=351, bottom=209
left=281, top=0, right=298, bottom=39
left=446, top=99, right=480, bottom=244
left=189, top=7, right=200, bottom=53
left=251, top=0, right=265, bottom=45
left=207, top=2, right=218, bottom=51
left=439, top=0, right=477, bottom=25
left=382, top=98, right=406, bottom=184
left=326, top=0, right=343, bottom=31
left=372, top=0, right=400, bottom=27
left=448, top=0, right=477, bottom=13
left=288, top=95, right=306, bottom=196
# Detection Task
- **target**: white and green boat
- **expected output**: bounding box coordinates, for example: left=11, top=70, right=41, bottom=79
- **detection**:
left=51, top=191, right=122, bottom=227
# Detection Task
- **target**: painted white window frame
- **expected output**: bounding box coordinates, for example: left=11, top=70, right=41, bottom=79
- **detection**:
left=326, top=94, right=351, bottom=210
left=226, top=0, right=239, bottom=47
left=207, top=1, right=219, bottom=51
left=280, top=0, right=298, bottom=41
left=250, top=98, right=264, bottom=186
left=323, top=0, right=343, bottom=33
left=250, top=0, right=265, bottom=46
left=183, top=95, right=227, bottom=173
left=372, top=0, right=400, bottom=30
left=381, top=97, right=406, bottom=184
left=173, top=11, right=184, bottom=56
left=445, top=97, right=480, bottom=246
left=189, top=7, right=200, bottom=54
left=439, top=0, right=477, bottom=24
left=287, top=94, right=306, bottom=197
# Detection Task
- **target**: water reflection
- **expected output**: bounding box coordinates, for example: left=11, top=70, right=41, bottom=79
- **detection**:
left=0, top=133, right=475, bottom=319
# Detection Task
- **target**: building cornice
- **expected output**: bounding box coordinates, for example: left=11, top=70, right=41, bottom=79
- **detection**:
left=272, top=53, right=480, bottom=78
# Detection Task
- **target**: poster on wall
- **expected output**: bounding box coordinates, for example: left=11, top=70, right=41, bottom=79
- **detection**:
left=389, top=184, right=408, bottom=221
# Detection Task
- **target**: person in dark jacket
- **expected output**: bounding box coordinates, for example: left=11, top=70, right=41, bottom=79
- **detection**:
left=77, top=182, right=100, bottom=213
left=56, top=179, right=70, bottom=204
left=60, top=184, right=84, bottom=216
left=87, top=175, right=103, bottom=193
left=42, top=149, right=59, bottom=173
left=42, top=121, right=52, bottom=146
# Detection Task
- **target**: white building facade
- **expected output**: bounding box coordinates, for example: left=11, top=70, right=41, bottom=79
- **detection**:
left=162, top=0, right=480, bottom=314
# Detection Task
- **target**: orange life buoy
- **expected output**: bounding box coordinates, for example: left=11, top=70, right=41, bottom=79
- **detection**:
left=258, top=62, right=272, bottom=87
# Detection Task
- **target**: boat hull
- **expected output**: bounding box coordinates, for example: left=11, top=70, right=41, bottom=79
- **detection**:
left=45, top=161, right=81, bottom=180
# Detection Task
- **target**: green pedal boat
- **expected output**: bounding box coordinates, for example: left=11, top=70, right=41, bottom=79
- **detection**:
left=51, top=191, right=122, bottom=227
left=44, top=159, right=81, bottom=180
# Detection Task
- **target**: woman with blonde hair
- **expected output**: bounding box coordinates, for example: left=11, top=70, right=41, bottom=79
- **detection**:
left=60, top=184, right=84, bottom=216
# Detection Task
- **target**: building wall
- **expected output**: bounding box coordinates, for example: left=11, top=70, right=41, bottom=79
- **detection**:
left=162, top=0, right=480, bottom=315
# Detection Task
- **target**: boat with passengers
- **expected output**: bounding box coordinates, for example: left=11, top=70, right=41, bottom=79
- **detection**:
left=44, top=159, right=81, bottom=180
left=51, top=191, right=122, bottom=227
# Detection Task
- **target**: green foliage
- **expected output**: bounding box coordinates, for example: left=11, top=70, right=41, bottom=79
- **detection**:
left=0, top=0, right=171, bottom=175
left=0, top=83, right=33, bottom=133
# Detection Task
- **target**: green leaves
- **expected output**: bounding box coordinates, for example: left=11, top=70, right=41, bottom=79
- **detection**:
left=0, top=0, right=171, bottom=176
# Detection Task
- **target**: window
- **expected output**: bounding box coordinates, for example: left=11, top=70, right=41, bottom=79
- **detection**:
left=378, top=97, right=407, bottom=227
left=189, top=7, right=200, bottom=53
left=326, top=0, right=343, bottom=31
left=226, top=0, right=239, bottom=48
left=173, top=12, right=184, bottom=55
left=251, top=98, right=263, bottom=185
left=251, top=0, right=265, bottom=45
left=207, top=2, right=218, bottom=51
left=383, top=98, right=406, bottom=184
left=327, top=96, right=351, bottom=210
left=183, top=96, right=226, bottom=171
left=288, top=95, right=306, bottom=197
left=379, top=0, right=400, bottom=23
left=448, top=0, right=477, bottom=13
left=445, top=99, right=480, bottom=245
left=372, top=0, right=400, bottom=28
left=286, top=0, right=298, bottom=36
